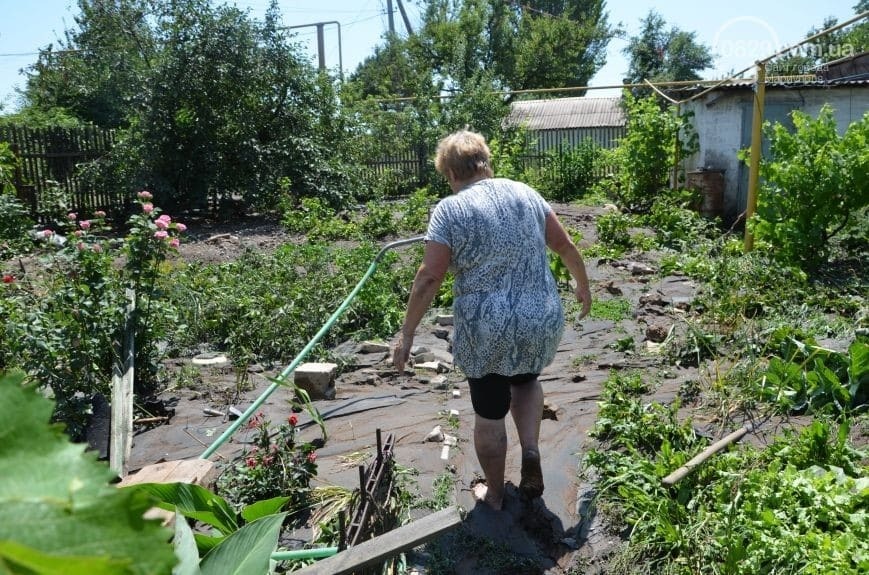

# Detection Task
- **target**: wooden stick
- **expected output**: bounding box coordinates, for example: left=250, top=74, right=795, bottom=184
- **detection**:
left=133, top=416, right=169, bottom=425
left=662, top=425, right=751, bottom=487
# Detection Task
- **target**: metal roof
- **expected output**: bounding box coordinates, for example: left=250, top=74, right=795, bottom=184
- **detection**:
left=507, top=97, right=625, bottom=130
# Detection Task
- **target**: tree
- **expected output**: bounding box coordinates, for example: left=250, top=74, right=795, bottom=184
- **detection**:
left=414, top=0, right=617, bottom=93
left=770, top=2, right=868, bottom=77
left=623, top=10, right=714, bottom=85
left=17, top=0, right=356, bottom=212
left=22, top=0, right=157, bottom=128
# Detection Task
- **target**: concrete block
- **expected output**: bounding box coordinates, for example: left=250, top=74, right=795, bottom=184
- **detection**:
left=294, top=362, right=337, bottom=400
left=360, top=341, right=390, bottom=353
left=435, top=314, right=454, bottom=326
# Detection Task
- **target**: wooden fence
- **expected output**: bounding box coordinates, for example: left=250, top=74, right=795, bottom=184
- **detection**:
left=0, top=125, right=120, bottom=221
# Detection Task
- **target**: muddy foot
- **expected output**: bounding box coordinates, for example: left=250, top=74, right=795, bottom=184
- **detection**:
left=471, top=478, right=503, bottom=510
left=519, top=451, right=544, bottom=499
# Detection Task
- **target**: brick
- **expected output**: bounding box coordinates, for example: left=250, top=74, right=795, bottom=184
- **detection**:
left=294, top=362, right=338, bottom=400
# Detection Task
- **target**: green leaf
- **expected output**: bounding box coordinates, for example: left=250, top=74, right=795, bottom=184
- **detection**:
left=132, top=483, right=239, bottom=535
left=0, top=370, right=176, bottom=575
left=199, top=513, right=286, bottom=575
left=848, top=341, right=869, bottom=396
left=0, top=540, right=127, bottom=575
left=172, top=509, right=202, bottom=575
left=240, top=497, right=289, bottom=524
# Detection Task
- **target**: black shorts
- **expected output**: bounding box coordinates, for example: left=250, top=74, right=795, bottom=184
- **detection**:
left=467, top=373, right=539, bottom=420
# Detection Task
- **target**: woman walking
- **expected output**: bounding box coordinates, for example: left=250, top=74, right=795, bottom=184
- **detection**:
left=393, top=129, right=591, bottom=510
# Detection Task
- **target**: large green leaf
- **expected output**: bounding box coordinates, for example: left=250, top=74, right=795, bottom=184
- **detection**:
left=848, top=341, right=869, bottom=399
left=172, top=509, right=202, bottom=575
left=0, top=370, right=176, bottom=575
left=240, top=497, right=289, bottom=524
left=199, top=513, right=286, bottom=575
left=133, top=482, right=238, bottom=535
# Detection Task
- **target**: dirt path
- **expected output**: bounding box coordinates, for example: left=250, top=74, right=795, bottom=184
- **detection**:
left=127, top=204, right=705, bottom=573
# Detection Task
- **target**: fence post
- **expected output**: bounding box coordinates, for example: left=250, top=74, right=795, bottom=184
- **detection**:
left=110, top=288, right=136, bottom=477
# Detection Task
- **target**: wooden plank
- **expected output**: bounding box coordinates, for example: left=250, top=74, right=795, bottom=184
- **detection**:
left=293, top=506, right=463, bottom=575
left=118, top=459, right=220, bottom=488
left=110, top=289, right=136, bottom=476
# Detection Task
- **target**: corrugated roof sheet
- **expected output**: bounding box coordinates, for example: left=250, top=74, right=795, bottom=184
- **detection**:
left=507, top=97, right=625, bottom=130
left=668, top=76, right=869, bottom=94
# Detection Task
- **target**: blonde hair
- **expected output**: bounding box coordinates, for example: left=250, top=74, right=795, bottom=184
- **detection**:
left=434, top=129, right=494, bottom=182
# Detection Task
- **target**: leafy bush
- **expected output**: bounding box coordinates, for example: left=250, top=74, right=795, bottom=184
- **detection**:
left=359, top=200, right=398, bottom=239
left=0, top=193, right=34, bottom=260
left=755, top=330, right=868, bottom=414
left=282, top=196, right=357, bottom=240
left=171, top=242, right=411, bottom=366
left=217, top=411, right=317, bottom=508
left=537, top=138, right=603, bottom=202
left=595, top=211, right=635, bottom=249
left=607, top=93, right=698, bottom=213
left=643, top=189, right=716, bottom=250
left=0, top=193, right=186, bottom=439
left=398, top=187, right=437, bottom=233
left=747, top=105, right=869, bottom=271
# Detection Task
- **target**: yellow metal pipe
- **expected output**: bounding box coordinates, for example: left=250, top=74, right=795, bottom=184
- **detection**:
left=744, top=62, right=766, bottom=253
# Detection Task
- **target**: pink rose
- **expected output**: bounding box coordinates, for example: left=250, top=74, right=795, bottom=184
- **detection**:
left=79, top=220, right=91, bottom=230
left=74, top=230, right=83, bottom=237
left=67, top=212, right=77, bottom=221
left=154, top=230, right=169, bottom=239
left=174, top=223, right=187, bottom=233
left=137, top=190, right=153, bottom=200
left=142, top=203, right=154, bottom=214
left=156, top=214, right=171, bottom=224
left=76, top=242, right=85, bottom=251
left=94, top=210, right=106, bottom=218
left=307, top=452, right=317, bottom=463
left=91, top=244, right=102, bottom=253
left=42, top=229, right=54, bottom=238
left=154, top=219, right=169, bottom=230
left=169, top=238, right=180, bottom=248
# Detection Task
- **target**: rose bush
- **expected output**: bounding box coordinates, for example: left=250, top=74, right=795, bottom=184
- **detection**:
left=0, top=192, right=186, bottom=439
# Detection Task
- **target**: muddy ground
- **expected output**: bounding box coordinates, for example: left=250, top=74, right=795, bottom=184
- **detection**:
left=125, top=204, right=735, bottom=574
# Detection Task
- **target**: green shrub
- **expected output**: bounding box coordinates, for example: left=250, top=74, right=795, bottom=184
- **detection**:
left=1, top=193, right=186, bottom=439
left=217, top=411, right=317, bottom=508
left=537, top=138, right=602, bottom=202
left=608, top=93, right=698, bottom=213
left=747, top=106, right=869, bottom=271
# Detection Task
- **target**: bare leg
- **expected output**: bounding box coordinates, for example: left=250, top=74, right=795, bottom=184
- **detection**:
left=510, top=378, right=544, bottom=498
left=473, top=414, right=507, bottom=510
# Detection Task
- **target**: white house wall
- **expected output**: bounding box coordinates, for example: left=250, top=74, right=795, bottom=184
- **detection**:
left=684, top=87, right=868, bottom=223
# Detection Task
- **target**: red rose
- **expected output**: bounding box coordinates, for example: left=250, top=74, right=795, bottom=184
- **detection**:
left=2, top=275, right=13, bottom=284
left=288, top=414, right=298, bottom=426
left=307, top=452, right=317, bottom=463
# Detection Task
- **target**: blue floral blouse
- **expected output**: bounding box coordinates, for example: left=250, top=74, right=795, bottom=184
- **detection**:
left=425, top=178, right=564, bottom=378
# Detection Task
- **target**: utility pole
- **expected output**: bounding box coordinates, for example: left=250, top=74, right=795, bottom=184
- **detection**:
left=387, top=0, right=395, bottom=36
left=396, top=0, right=413, bottom=35
left=284, top=21, right=343, bottom=81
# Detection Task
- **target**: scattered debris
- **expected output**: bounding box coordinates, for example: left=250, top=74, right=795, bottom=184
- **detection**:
left=192, top=352, right=229, bottom=366
left=425, top=426, right=444, bottom=443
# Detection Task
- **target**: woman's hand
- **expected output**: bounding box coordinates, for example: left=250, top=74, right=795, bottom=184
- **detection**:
left=575, top=283, right=592, bottom=320
left=392, top=332, right=413, bottom=373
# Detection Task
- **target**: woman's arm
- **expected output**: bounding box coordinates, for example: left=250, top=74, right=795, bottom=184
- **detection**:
left=392, top=240, right=451, bottom=372
left=545, top=210, right=592, bottom=319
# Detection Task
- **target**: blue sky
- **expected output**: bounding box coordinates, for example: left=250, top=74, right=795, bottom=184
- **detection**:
left=0, top=0, right=863, bottom=109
